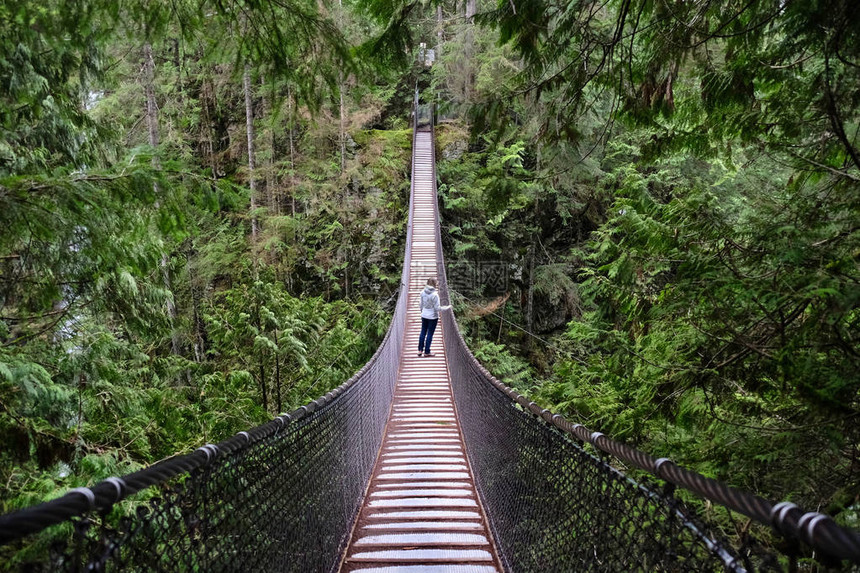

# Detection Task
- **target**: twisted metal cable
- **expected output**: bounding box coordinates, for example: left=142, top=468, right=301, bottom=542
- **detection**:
left=428, top=119, right=860, bottom=570
left=5, top=98, right=860, bottom=572
left=1, top=359, right=366, bottom=546
left=0, top=109, right=423, bottom=573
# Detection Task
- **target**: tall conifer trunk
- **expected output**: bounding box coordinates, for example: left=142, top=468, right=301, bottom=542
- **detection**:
left=464, top=0, right=477, bottom=102
left=339, top=82, right=347, bottom=174
left=525, top=241, right=535, bottom=334
left=186, top=251, right=206, bottom=363
left=200, top=66, right=219, bottom=177
left=288, top=84, right=297, bottom=217
left=466, top=0, right=476, bottom=20
left=337, top=0, right=347, bottom=175
left=144, top=44, right=159, bottom=156
left=244, top=65, right=259, bottom=250
left=144, top=42, right=181, bottom=358
left=437, top=5, right=443, bottom=56
left=262, top=76, right=278, bottom=216
left=245, top=65, right=267, bottom=410
left=525, top=191, right=539, bottom=337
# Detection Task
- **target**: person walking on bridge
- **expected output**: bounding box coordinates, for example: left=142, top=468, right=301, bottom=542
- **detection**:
left=418, top=278, right=450, bottom=357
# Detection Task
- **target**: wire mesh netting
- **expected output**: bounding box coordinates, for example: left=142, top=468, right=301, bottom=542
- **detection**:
left=3, top=112, right=860, bottom=573
left=436, top=278, right=860, bottom=573
left=430, top=188, right=746, bottom=571
left=2, top=351, right=398, bottom=571
left=425, top=127, right=859, bottom=571
left=440, top=339, right=754, bottom=571
left=0, top=128, right=421, bottom=573
left=59, top=380, right=397, bottom=573
left=2, top=306, right=406, bottom=571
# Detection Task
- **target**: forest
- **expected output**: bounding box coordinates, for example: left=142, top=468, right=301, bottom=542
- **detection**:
left=1, top=0, right=858, bottom=566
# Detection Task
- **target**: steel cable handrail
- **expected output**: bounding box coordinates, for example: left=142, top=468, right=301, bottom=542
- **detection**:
left=0, top=318, right=394, bottom=546
left=4, top=95, right=860, bottom=572
left=426, top=120, right=860, bottom=568
left=0, top=101, right=424, bottom=573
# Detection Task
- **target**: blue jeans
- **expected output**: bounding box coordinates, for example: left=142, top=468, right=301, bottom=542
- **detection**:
left=418, top=317, right=438, bottom=354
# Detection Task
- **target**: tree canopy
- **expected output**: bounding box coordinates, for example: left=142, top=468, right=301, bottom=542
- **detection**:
left=1, top=0, right=858, bottom=566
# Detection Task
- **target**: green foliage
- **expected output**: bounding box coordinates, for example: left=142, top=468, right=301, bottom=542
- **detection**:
left=470, top=338, right=534, bottom=393
left=3, top=0, right=858, bottom=565
left=487, top=0, right=860, bottom=177
left=0, top=0, right=412, bottom=563
left=430, top=0, right=860, bottom=550
left=554, top=143, right=859, bottom=505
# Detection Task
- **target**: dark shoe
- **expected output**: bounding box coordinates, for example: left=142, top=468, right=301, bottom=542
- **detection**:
left=417, top=352, right=424, bottom=357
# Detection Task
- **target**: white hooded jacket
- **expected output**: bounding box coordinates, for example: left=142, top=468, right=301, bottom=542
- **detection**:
left=420, top=285, right=441, bottom=320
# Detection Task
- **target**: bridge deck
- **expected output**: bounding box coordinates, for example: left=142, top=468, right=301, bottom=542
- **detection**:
left=340, top=131, right=502, bottom=572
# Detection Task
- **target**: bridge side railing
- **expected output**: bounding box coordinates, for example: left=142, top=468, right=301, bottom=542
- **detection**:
left=425, top=125, right=860, bottom=570
left=0, top=110, right=423, bottom=573
left=2, top=336, right=403, bottom=572
left=0, top=273, right=406, bottom=573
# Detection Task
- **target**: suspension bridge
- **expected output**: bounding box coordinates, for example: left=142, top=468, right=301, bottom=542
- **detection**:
left=1, top=100, right=860, bottom=572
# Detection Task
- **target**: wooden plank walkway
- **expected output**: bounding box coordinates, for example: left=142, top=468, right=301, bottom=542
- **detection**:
left=339, top=131, right=502, bottom=573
